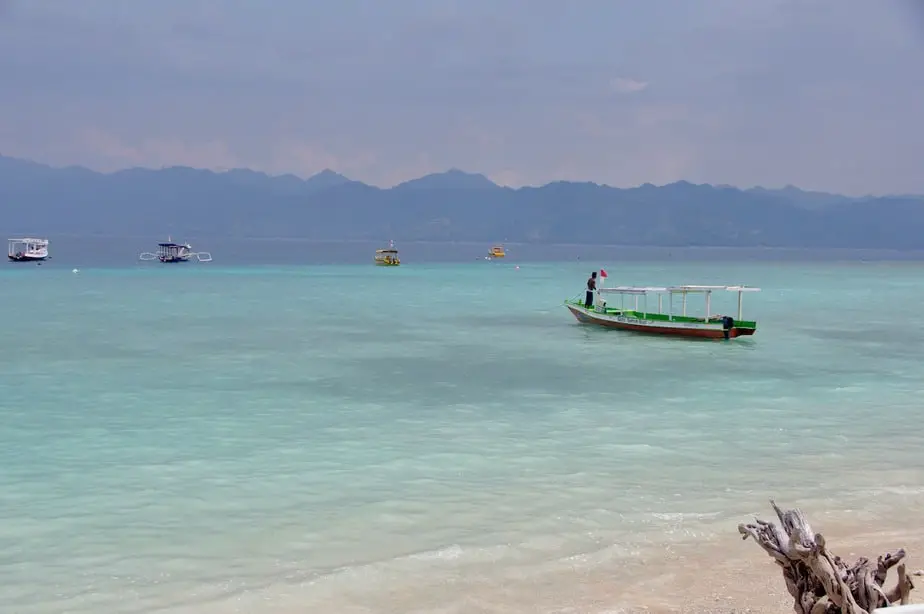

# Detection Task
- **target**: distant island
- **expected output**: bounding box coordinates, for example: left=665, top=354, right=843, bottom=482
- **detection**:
left=1, top=154, right=922, bottom=249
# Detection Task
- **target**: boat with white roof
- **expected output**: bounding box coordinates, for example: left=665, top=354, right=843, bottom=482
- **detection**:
left=139, top=237, right=212, bottom=263
left=565, top=271, right=760, bottom=340
left=8, top=237, right=49, bottom=262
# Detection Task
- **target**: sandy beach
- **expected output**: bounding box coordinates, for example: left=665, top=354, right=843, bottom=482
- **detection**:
left=599, top=524, right=923, bottom=614
left=400, top=524, right=924, bottom=614
left=156, top=510, right=920, bottom=614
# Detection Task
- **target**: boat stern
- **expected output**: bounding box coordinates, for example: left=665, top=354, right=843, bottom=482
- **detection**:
left=731, top=325, right=757, bottom=337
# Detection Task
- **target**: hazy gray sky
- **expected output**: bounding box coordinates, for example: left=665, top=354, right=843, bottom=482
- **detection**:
left=1, top=0, right=922, bottom=194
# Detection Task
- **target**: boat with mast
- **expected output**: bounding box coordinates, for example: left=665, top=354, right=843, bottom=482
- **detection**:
left=565, top=271, right=760, bottom=339
left=8, top=237, right=49, bottom=262
left=139, top=237, right=212, bottom=263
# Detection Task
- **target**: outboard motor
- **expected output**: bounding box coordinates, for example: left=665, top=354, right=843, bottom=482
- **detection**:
left=721, top=315, right=734, bottom=340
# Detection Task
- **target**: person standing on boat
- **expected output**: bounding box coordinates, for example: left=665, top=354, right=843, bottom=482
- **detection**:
left=585, top=271, right=597, bottom=308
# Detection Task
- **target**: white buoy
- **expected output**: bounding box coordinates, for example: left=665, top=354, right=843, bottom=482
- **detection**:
left=72, top=268, right=79, bottom=274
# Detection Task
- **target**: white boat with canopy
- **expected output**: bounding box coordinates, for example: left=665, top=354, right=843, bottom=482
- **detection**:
left=8, top=237, right=49, bottom=262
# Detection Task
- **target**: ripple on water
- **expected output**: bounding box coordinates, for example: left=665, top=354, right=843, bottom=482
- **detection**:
left=2, top=262, right=924, bottom=613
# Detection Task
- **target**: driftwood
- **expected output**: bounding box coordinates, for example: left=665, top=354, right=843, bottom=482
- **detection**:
left=739, top=500, right=919, bottom=614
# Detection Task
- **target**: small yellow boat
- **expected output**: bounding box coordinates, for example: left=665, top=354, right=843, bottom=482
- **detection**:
left=375, top=240, right=400, bottom=266
left=489, top=245, right=506, bottom=258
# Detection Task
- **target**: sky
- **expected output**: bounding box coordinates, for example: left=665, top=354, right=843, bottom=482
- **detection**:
left=0, top=0, right=922, bottom=195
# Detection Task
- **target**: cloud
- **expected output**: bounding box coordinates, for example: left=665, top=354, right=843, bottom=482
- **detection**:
left=488, top=170, right=523, bottom=187
left=57, top=128, right=388, bottom=181
left=75, top=128, right=240, bottom=171
left=610, top=78, right=649, bottom=94
left=0, top=0, right=921, bottom=195
left=266, top=142, right=381, bottom=180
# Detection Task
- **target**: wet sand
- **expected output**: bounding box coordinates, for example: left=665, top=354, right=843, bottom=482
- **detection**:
left=175, top=517, right=922, bottom=614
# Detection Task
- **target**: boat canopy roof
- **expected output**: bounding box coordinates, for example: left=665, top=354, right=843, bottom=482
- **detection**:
left=599, top=285, right=760, bottom=295
left=158, top=242, right=190, bottom=247
left=376, top=248, right=398, bottom=253
left=598, top=286, right=669, bottom=295
left=8, top=237, right=48, bottom=244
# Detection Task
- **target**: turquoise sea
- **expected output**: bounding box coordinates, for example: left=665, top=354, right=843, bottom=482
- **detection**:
left=2, top=244, right=924, bottom=613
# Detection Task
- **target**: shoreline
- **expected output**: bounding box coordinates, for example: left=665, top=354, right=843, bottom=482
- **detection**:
left=139, top=510, right=923, bottom=614
left=602, top=523, right=923, bottom=614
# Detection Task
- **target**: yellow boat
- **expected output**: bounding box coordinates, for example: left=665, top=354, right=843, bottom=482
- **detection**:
left=489, top=245, right=506, bottom=258
left=375, top=240, right=400, bottom=266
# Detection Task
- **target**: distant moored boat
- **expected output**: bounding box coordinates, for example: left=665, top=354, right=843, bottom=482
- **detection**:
left=8, top=237, right=49, bottom=262
left=375, top=240, right=400, bottom=266
left=139, top=237, right=212, bottom=263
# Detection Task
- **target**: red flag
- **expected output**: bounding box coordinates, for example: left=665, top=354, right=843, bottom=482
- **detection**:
left=599, top=268, right=608, bottom=278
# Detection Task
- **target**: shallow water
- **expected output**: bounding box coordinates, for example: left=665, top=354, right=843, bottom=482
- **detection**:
left=1, top=259, right=923, bottom=613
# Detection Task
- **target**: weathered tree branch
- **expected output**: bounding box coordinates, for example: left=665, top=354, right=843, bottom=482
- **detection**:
left=739, top=500, right=915, bottom=614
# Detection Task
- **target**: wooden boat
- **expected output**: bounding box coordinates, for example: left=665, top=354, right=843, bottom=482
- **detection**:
left=488, top=245, right=506, bottom=258
left=139, top=238, right=212, bottom=263
left=8, top=237, right=49, bottom=262
left=565, top=279, right=760, bottom=339
left=375, top=240, right=400, bottom=266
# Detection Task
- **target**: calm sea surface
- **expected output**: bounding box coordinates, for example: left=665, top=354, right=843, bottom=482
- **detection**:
left=2, top=242, right=924, bottom=613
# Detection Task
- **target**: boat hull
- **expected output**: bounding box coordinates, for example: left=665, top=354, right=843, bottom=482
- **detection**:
left=565, top=303, right=756, bottom=339
left=8, top=255, right=47, bottom=262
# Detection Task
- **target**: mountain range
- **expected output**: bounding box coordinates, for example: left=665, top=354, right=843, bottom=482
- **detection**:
left=2, top=154, right=922, bottom=248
